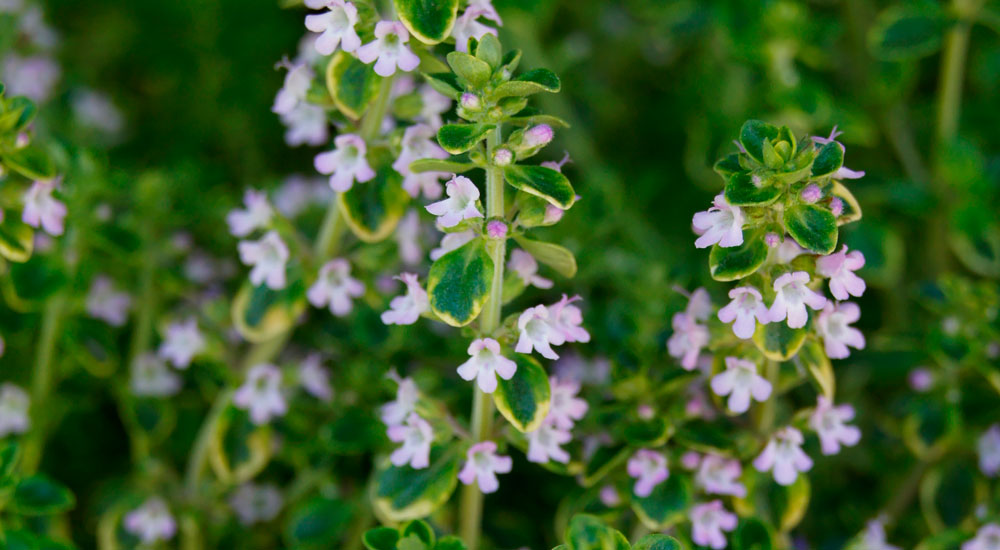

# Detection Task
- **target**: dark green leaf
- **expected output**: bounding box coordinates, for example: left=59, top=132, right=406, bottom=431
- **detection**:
left=437, top=123, right=495, bottom=155
left=739, top=120, right=780, bottom=164
left=0, top=217, right=35, bottom=263
left=725, top=172, right=782, bottom=206
left=752, top=321, right=809, bottom=361
left=12, top=475, right=75, bottom=516
left=632, top=534, right=683, bottom=550
left=373, top=445, right=460, bottom=522
left=493, top=68, right=561, bottom=98
left=811, top=142, right=844, bottom=178
left=631, top=475, right=692, bottom=530
left=786, top=203, right=838, bottom=254
left=868, top=6, right=945, bottom=61
left=733, top=518, right=774, bottom=550
left=394, top=0, right=459, bottom=44
left=3, top=145, right=56, bottom=180
left=326, top=51, right=383, bottom=120
left=512, top=236, right=577, bottom=278
left=339, top=155, right=410, bottom=243
left=285, top=497, right=354, bottom=549
left=494, top=354, right=551, bottom=433
left=564, top=514, right=630, bottom=550
left=503, top=164, right=575, bottom=209
left=427, top=237, right=494, bottom=327
left=708, top=233, right=767, bottom=282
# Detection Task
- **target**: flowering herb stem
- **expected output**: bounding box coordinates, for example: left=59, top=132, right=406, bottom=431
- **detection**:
left=20, top=292, right=67, bottom=475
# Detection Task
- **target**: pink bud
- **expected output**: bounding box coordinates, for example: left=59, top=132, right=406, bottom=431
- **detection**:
left=543, top=204, right=564, bottom=225
left=801, top=184, right=822, bottom=204
left=908, top=368, right=934, bottom=392
left=599, top=485, right=621, bottom=507
left=681, top=451, right=701, bottom=470
left=830, top=197, right=844, bottom=216
left=524, top=124, right=554, bottom=147
left=493, top=148, right=513, bottom=166
left=486, top=220, right=508, bottom=239
left=460, top=93, right=481, bottom=110
left=765, top=232, right=781, bottom=248
left=637, top=404, right=654, bottom=419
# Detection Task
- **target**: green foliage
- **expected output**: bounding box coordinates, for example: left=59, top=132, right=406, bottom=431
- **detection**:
left=427, top=237, right=494, bottom=326
left=493, top=353, right=551, bottom=432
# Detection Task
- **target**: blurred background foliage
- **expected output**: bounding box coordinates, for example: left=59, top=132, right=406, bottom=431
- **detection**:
left=12, top=0, right=999, bottom=547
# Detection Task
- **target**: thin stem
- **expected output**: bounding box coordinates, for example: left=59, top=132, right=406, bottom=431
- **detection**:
left=936, top=16, right=973, bottom=145
left=122, top=245, right=159, bottom=463
left=20, top=292, right=67, bottom=474
left=184, top=388, right=233, bottom=496
left=459, top=125, right=505, bottom=550
left=756, top=360, right=779, bottom=435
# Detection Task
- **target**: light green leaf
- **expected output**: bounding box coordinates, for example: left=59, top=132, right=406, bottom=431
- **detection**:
left=409, top=158, right=477, bottom=174
left=504, top=164, right=575, bottom=209
left=338, top=156, right=410, bottom=243
left=422, top=72, right=463, bottom=99
left=786, top=203, right=838, bottom=254
left=394, top=0, right=459, bottom=44
left=708, top=233, right=767, bottom=282
left=868, top=5, right=945, bottom=61
left=372, top=445, right=460, bottom=523
left=631, top=475, right=692, bottom=530
left=231, top=280, right=306, bottom=343
left=446, top=51, right=491, bottom=88
left=512, top=236, right=577, bottom=278
left=0, top=217, right=35, bottom=263
left=494, top=354, right=551, bottom=433
left=475, top=33, right=502, bottom=69
left=326, top=51, right=383, bottom=120
left=564, top=515, right=631, bottom=550
left=739, top=120, right=780, bottom=165
left=427, top=238, right=494, bottom=327
left=11, top=475, right=75, bottom=516
left=632, top=534, right=684, bottom=550
left=362, top=527, right=400, bottom=550
left=831, top=181, right=862, bottom=226
left=799, top=339, right=834, bottom=399
left=434, top=536, right=467, bottom=550
left=209, top=406, right=273, bottom=484
left=492, top=68, right=561, bottom=99
left=3, top=145, right=56, bottom=180
left=437, top=123, right=495, bottom=155
left=753, top=321, right=809, bottom=361
left=725, top=171, right=782, bottom=206
left=0, top=441, right=20, bottom=481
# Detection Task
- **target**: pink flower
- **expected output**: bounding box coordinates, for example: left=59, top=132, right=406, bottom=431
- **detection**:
left=86, top=275, right=131, bottom=326
left=717, top=286, right=770, bottom=339
left=238, top=230, right=289, bottom=290
left=815, top=302, right=865, bottom=359
left=456, top=338, right=517, bottom=394
left=395, top=210, right=422, bottom=265
left=22, top=177, right=67, bottom=236
left=810, top=396, right=861, bottom=455
left=304, top=0, right=361, bottom=55
left=753, top=427, right=813, bottom=486
left=308, top=258, right=365, bottom=316
left=229, top=483, right=283, bottom=526
left=380, top=375, right=418, bottom=427
left=627, top=449, right=668, bottom=497
left=314, top=134, right=375, bottom=192
left=272, top=61, right=312, bottom=116
left=548, top=376, right=588, bottom=430
left=425, top=175, right=483, bottom=228
left=124, top=497, right=176, bottom=544
left=227, top=190, right=273, bottom=237
left=526, top=421, right=571, bottom=464
left=710, top=356, right=772, bottom=414
left=962, top=524, right=1000, bottom=550
left=393, top=124, right=447, bottom=180
left=381, top=272, right=428, bottom=325
left=667, top=313, right=708, bottom=370
left=157, top=318, right=205, bottom=369
left=130, top=354, right=182, bottom=398
left=547, top=294, right=590, bottom=345
left=430, top=230, right=475, bottom=261
left=690, top=500, right=738, bottom=550
left=515, top=305, right=559, bottom=360
left=696, top=454, right=747, bottom=497
left=768, top=271, right=827, bottom=329
left=297, top=354, right=333, bottom=401
left=458, top=441, right=512, bottom=494
left=508, top=249, right=553, bottom=289
left=451, top=7, right=499, bottom=53
left=692, top=192, right=744, bottom=248
left=979, top=425, right=1000, bottom=477
left=0, top=383, right=30, bottom=437
left=281, top=103, right=329, bottom=147
left=233, top=364, right=288, bottom=425
left=388, top=412, right=434, bottom=469
left=816, top=245, right=866, bottom=301
left=356, top=21, right=420, bottom=77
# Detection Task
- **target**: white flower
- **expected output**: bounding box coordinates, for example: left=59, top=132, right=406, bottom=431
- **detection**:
left=298, top=354, right=333, bottom=401
left=2, top=54, right=60, bottom=103
left=425, top=175, right=483, bottom=228
left=816, top=245, right=866, bottom=301
left=381, top=272, right=428, bottom=325
left=130, top=353, right=183, bottom=398
left=356, top=21, right=420, bottom=77
left=238, top=230, right=289, bottom=290
left=978, top=425, right=1000, bottom=477
left=227, top=190, right=273, bottom=237
left=963, top=524, right=1000, bottom=550
left=451, top=7, right=499, bottom=53
left=272, top=61, right=313, bottom=116
left=233, top=364, right=288, bottom=425
left=695, top=454, right=747, bottom=497
left=467, top=0, right=502, bottom=25
left=508, top=249, right=552, bottom=289
left=22, top=177, right=67, bottom=236
left=430, top=230, right=475, bottom=261
left=86, top=275, right=131, bottom=326
left=627, top=449, right=669, bottom=497
left=72, top=89, right=124, bottom=135
left=853, top=518, right=900, bottom=550
left=548, top=376, right=588, bottom=430
left=124, top=498, right=176, bottom=545
left=381, top=375, right=418, bottom=427
left=229, top=483, right=283, bottom=526
left=753, top=426, right=813, bottom=486
left=775, top=238, right=804, bottom=264
left=690, top=500, right=738, bottom=550
left=274, top=175, right=330, bottom=218
left=281, top=102, right=329, bottom=147
left=710, top=356, right=772, bottom=414
left=809, top=396, right=861, bottom=455
left=402, top=170, right=447, bottom=200
left=815, top=302, right=865, bottom=359
left=515, top=305, right=559, bottom=360
left=314, top=133, right=376, bottom=192
left=692, top=192, right=744, bottom=248
left=668, top=312, right=708, bottom=370
left=458, top=441, right=512, bottom=494
left=393, top=124, right=447, bottom=177
left=0, top=383, right=30, bottom=437
left=304, top=0, right=361, bottom=55
left=547, top=294, right=590, bottom=346
left=308, top=258, right=365, bottom=316
left=157, top=318, right=205, bottom=369
left=717, top=286, right=769, bottom=339
left=395, top=210, right=423, bottom=265
left=388, top=412, right=434, bottom=469
left=416, top=84, right=451, bottom=128
left=456, top=338, right=517, bottom=393
left=768, top=271, right=827, bottom=329
left=526, top=421, right=571, bottom=464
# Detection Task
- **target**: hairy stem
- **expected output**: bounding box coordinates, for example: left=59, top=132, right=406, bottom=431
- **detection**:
left=459, top=124, right=505, bottom=550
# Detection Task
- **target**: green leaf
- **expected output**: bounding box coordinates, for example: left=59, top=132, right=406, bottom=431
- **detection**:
left=363, top=527, right=400, bottom=550
left=446, top=51, right=491, bottom=88
left=0, top=441, right=20, bottom=480
left=708, top=233, right=767, bottom=282
left=631, top=475, right=692, bottom=530
left=6, top=96, right=37, bottom=132
left=494, top=354, right=551, bottom=433
left=725, top=172, right=782, bottom=206
left=739, top=120, right=780, bottom=164
left=422, top=72, right=463, bottom=99
left=12, top=475, right=75, bottom=516
left=373, top=444, right=460, bottom=523
left=512, top=236, right=577, bottom=278
left=437, top=123, right=495, bottom=155
left=799, top=339, right=834, bottom=399
left=326, top=51, right=383, bottom=120
left=402, top=520, right=435, bottom=548
left=285, top=497, right=354, bottom=549
left=811, top=142, right=844, bottom=178
left=231, top=280, right=306, bottom=343
left=632, top=534, right=684, bottom=550
left=0, top=216, right=34, bottom=263
left=786, top=203, right=838, bottom=254
left=427, top=237, right=494, bottom=327
left=2, top=145, right=56, bottom=180
left=394, top=0, right=459, bottom=44
left=714, top=153, right=743, bottom=180
left=338, top=155, right=410, bottom=243
left=7, top=254, right=68, bottom=305
left=752, top=321, right=809, bottom=361
left=564, top=515, right=630, bottom=550
left=831, top=181, right=862, bottom=226
left=733, top=518, right=774, bottom=550
left=409, top=158, right=477, bottom=174
left=475, top=33, right=502, bottom=68
left=209, top=406, right=273, bottom=484
left=492, top=68, right=561, bottom=98
left=434, top=536, right=467, bottom=550
left=868, top=5, right=945, bottom=61
left=504, top=164, right=575, bottom=209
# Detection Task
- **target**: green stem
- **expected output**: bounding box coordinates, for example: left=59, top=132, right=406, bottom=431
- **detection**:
left=183, top=388, right=233, bottom=497
left=756, top=360, right=779, bottom=434
left=360, top=75, right=395, bottom=142
left=936, top=14, right=973, bottom=145
left=459, top=125, right=505, bottom=550
left=20, top=292, right=66, bottom=475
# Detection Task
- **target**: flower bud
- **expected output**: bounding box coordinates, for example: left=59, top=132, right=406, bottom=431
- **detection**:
left=492, top=148, right=513, bottom=166
left=524, top=124, right=554, bottom=148
left=460, top=93, right=481, bottom=111
left=765, top=232, right=781, bottom=248
left=15, top=132, right=30, bottom=148
left=486, top=219, right=508, bottom=239
left=800, top=184, right=822, bottom=204
left=543, top=204, right=564, bottom=225
left=830, top=197, right=844, bottom=216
